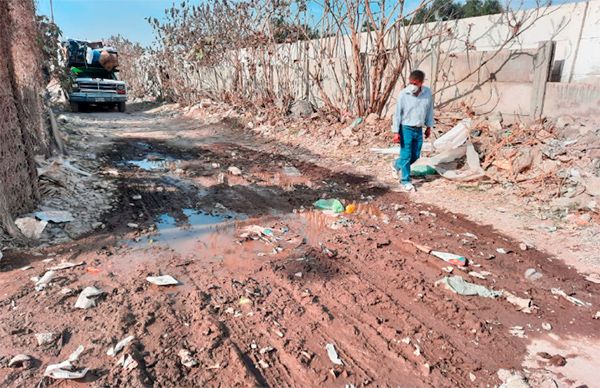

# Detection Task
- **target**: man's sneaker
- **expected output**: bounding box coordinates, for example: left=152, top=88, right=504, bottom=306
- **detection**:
left=400, top=182, right=415, bottom=192
left=391, top=162, right=399, bottom=179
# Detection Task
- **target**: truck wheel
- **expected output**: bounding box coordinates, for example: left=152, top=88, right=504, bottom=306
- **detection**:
left=70, top=102, right=79, bottom=113
left=118, top=102, right=126, bottom=112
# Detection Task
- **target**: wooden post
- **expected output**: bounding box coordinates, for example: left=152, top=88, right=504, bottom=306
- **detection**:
left=530, top=41, right=555, bottom=119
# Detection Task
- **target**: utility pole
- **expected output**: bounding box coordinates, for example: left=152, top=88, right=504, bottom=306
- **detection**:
left=49, top=0, right=55, bottom=23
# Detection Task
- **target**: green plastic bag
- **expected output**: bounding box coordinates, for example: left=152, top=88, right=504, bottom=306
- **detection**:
left=314, top=199, right=345, bottom=213
left=411, top=165, right=437, bottom=176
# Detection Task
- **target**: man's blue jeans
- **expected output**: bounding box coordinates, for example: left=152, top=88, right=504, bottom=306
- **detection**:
left=394, top=125, right=423, bottom=183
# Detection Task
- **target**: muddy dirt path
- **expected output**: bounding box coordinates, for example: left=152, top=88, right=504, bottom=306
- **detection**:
left=1, top=106, right=599, bottom=387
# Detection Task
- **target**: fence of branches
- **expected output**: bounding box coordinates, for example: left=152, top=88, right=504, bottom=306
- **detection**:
left=113, top=0, right=558, bottom=119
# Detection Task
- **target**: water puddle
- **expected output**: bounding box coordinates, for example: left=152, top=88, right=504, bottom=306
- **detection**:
left=127, top=154, right=180, bottom=171
left=128, top=208, right=246, bottom=254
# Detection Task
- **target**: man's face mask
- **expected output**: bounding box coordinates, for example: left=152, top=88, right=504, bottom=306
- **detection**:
left=407, top=84, right=419, bottom=94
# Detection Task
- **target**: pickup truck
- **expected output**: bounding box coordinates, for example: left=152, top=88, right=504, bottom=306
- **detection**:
left=69, top=67, right=127, bottom=112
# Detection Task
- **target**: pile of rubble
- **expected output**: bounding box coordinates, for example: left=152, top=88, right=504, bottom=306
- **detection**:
left=3, top=114, right=118, bottom=246
left=473, top=113, right=599, bottom=221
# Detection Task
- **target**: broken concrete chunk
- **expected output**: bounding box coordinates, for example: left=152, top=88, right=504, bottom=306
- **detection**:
left=34, top=270, right=57, bottom=291
left=178, top=349, right=199, bottom=368
left=44, top=345, right=88, bottom=379
left=15, top=217, right=48, bottom=239
left=35, top=210, right=74, bottom=223
left=107, top=335, right=135, bottom=357
left=504, top=291, right=533, bottom=313
left=497, top=369, right=530, bottom=388
left=35, top=332, right=59, bottom=346
left=117, top=354, right=138, bottom=371
left=325, top=343, right=343, bottom=365
left=550, top=288, right=591, bottom=307
left=524, top=268, right=543, bottom=281
left=228, top=166, right=242, bottom=176
left=146, top=275, right=179, bottom=286
left=282, top=166, right=301, bottom=176
left=74, top=286, right=105, bottom=309
left=509, top=326, right=526, bottom=338
left=584, top=273, right=600, bottom=284
left=49, top=262, right=84, bottom=271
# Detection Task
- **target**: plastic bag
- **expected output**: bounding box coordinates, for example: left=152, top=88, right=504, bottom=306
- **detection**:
left=314, top=199, right=345, bottom=213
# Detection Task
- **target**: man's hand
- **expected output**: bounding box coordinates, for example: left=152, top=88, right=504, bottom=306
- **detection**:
left=393, top=133, right=401, bottom=144
left=425, top=127, right=431, bottom=139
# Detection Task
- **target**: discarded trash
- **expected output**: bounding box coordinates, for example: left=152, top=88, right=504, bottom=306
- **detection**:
left=239, top=296, right=253, bottom=306
left=469, top=271, right=490, bottom=280
left=8, top=354, right=32, bottom=368
left=345, top=203, right=357, bottom=214
left=403, top=240, right=432, bottom=254
left=594, top=311, right=600, bottom=320
left=585, top=273, right=600, bottom=284
left=496, top=248, right=512, bottom=254
left=524, top=268, right=543, bottom=281
left=509, top=326, right=526, bottom=338
left=33, top=270, right=57, bottom=291
left=497, top=369, right=529, bottom=387
left=117, top=354, right=138, bottom=371
left=127, top=223, right=139, bottom=228
left=325, top=343, right=343, bottom=365
left=431, top=251, right=467, bottom=266
left=282, top=166, right=301, bottom=176
left=178, top=349, right=199, bottom=368
left=550, top=288, right=591, bottom=307
left=258, top=359, right=270, bottom=369
left=15, top=217, right=48, bottom=239
left=320, top=244, right=338, bottom=258
left=35, top=210, right=74, bottom=223
left=542, top=322, right=552, bottom=331
left=20, top=265, right=33, bottom=271
left=242, top=225, right=275, bottom=238
left=435, top=276, right=502, bottom=298
left=74, top=286, right=105, bottom=309
left=49, top=262, right=84, bottom=271
left=44, top=345, right=88, bottom=379
left=314, top=199, right=345, bottom=213
left=36, top=332, right=58, bottom=346
left=86, top=267, right=101, bottom=274
left=131, top=194, right=142, bottom=200
left=411, top=165, right=437, bottom=176
left=433, top=119, right=471, bottom=151
left=107, top=335, right=135, bottom=357
left=504, top=292, right=533, bottom=313
left=146, top=275, right=180, bottom=286
left=228, top=166, right=242, bottom=176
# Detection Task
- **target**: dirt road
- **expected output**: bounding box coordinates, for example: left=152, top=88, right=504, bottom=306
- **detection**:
left=1, top=105, right=599, bottom=387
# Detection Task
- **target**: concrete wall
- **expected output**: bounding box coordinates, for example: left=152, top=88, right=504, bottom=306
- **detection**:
left=164, top=1, right=600, bottom=120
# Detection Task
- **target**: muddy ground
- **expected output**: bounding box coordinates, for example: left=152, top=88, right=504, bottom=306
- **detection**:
left=1, top=104, right=599, bottom=387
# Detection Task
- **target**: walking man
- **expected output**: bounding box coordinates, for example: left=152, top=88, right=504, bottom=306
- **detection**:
left=392, top=70, right=434, bottom=192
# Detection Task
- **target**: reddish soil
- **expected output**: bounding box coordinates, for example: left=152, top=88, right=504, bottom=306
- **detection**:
left=0, top=107, right=598, bottom=387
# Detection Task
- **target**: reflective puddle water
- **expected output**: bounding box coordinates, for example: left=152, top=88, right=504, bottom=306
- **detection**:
left=127, top=154, right=180, bottom=171
left=128, top=209, right=245, bottom=254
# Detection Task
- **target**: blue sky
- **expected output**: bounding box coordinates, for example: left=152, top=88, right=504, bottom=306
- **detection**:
left=36, top=0, right=578, bottom=47
left=35, top=0, right=170, bottom=46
